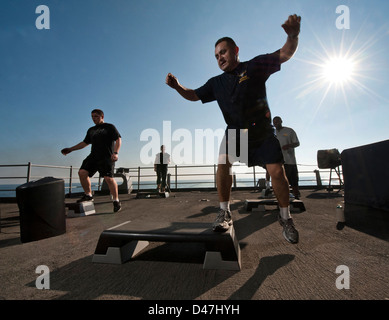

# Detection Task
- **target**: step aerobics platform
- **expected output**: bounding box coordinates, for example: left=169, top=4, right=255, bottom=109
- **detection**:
left=92, top=221, right=241, bottom=270
left=66, top=201, right=95, bottom=217
left=245, top=198, right=306, bottom=213
left=135, top=191, right=169, bottom=199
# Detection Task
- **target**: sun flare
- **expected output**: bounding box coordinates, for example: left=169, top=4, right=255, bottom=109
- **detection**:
left=322, top=56, right=355, bottom=85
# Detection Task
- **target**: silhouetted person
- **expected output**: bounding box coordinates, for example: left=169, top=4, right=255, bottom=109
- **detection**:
left=154, top=145, right=171, bottom=192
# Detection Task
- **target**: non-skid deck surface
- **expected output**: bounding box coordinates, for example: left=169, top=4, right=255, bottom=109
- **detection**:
left=0, top=189, right=388, bottom=300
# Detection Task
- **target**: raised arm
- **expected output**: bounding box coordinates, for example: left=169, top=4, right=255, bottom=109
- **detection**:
left=280, top=14, right=301, bottom=64
left=165, top=73, right=199, bottom=102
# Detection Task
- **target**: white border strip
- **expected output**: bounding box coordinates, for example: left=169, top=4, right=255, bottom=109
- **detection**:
left=107, top=220, right=132, bottom=230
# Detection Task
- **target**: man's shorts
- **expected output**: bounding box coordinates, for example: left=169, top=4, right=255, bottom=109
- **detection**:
left=218, top=129, right=284, bottom=168
left=80, top=155, right=115, bottom=178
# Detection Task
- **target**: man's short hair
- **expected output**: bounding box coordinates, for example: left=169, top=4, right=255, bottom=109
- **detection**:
left=215, top=37, right=237, bottom=49
left=91, top=109, right=104, bottom=117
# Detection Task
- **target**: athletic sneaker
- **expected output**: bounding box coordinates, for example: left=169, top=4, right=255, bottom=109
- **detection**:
left=278, top=215, right=299, bottom=244
left=213, top=209, right=233, bottom=232
left=113, top=201, right=121, bottom=213
left=76, top=194, right=94, bottom=203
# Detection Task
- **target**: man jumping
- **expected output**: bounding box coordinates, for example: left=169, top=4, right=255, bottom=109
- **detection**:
left=166, top=15, right=301, bottom=243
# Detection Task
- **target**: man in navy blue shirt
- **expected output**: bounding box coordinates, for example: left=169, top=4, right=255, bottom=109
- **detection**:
left=166, top=15, right=301, bottom=243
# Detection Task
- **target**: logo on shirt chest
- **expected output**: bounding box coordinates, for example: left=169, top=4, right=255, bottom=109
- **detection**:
left=91, top=128, right=107, bottom=138
left=238, top=70, right=250, bottom=84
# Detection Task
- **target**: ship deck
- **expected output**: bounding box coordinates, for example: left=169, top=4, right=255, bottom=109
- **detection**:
left=0, top=188, right=388, bottom=301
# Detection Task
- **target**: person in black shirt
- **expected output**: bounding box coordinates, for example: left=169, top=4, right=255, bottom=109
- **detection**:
left=166, top=15, right=301, bottom=243
left=61, top=109, right=122, bottom=212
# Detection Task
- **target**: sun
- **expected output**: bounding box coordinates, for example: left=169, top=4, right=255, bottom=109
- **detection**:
left=290, top=20, right=389, bottom=131
left=321, top=56, right=355, bottom=85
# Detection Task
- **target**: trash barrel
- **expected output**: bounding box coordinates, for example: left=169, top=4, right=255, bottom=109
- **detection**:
left=16, top=177, right=66, bottom=243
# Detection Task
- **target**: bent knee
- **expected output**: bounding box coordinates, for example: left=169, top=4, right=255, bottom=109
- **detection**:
left=103, top=176, right=116, bottom=184
left=78, top=169, right=89, bottom=178
left=267, top=164, right=286, bottom=180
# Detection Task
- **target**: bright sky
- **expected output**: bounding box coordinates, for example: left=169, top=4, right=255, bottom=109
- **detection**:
left=1, top=0, right=388, bottom=173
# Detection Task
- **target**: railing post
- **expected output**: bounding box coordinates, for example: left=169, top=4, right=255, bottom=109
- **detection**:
left=69, top=166, right=73, bottom=196
left=314, top=169, right=322, bottom=188
left=27, top=162, right=31, bottom=183
left=253, top=166, right=256, bottom=188
left=175, top=165, right=178, bottom=190
left=213, top=164, right=217, bottom=188
left=137, top=166, right=141, bottom=191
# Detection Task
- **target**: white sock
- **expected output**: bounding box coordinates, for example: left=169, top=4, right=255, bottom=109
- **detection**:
left=220, top=201, right=230, bottom=211
left=280, top=207, right=291, bottom=220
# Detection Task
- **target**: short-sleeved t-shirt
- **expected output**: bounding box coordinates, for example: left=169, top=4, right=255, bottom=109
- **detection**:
left=276, top=126, right=299, bottom=165
left=83, top=123, right=121, bottom=159
left=195, top=51, right=281, bottom=143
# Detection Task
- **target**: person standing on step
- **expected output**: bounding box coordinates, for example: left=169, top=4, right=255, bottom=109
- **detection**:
left=154, top=145, right=171, bottom=192
left=61, top=109, right=122, bottom=213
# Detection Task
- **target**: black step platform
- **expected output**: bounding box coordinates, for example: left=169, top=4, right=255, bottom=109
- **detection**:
left=65, top=201, right=95, bottom=217
left=92, top=221, right=241, bottom=270
left=135, top=191, right=169, bottom=199
left=245, top=198, right=306, bottom=212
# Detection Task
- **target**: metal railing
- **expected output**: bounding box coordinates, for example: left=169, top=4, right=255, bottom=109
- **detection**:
left=0, top=162, right=84, bottom=196
left=128, top=164, right=341, bottom=191
left=0, top=162, right=343, bottom=197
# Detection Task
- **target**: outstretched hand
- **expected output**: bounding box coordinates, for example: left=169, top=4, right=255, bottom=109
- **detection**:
left=282, top=14, right=301, bottom=38
left=165, top=73, right=179, bottom=89
left=165, top=72, right=199, bottom=101
left=61, top=148, right=71, bottom=155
